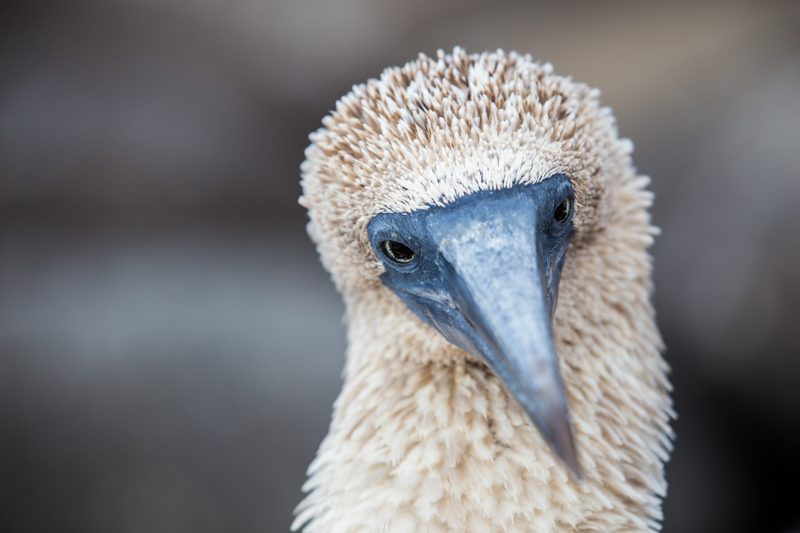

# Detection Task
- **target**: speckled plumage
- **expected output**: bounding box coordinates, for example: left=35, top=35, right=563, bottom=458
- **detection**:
left=294, top=48, right=674, bottom=532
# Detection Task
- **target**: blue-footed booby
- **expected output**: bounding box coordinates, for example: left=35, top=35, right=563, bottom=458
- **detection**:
left=294, top=48, right=674, bottom=532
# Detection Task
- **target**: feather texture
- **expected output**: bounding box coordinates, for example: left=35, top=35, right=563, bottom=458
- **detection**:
left=295, top=48, right=674, bottom=532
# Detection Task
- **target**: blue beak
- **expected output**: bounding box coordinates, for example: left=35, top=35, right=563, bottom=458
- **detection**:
left=368, top=176, right=581, bottom=477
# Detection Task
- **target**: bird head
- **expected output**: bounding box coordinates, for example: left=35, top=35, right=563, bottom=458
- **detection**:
left=300, top=48, right=648, bottom=479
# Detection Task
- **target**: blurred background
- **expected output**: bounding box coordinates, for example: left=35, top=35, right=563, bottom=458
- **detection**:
left=1, top=0, right=798, bottom=531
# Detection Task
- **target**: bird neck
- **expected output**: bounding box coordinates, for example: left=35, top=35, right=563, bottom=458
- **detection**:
left=296, top=322, right=573, bottom=531
left=295, top=285, right=671, bottom=532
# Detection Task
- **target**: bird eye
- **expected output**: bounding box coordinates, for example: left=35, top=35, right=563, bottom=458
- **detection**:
left=553, top=196, right=572, bottom=224
left=380, top=240, right=415, bottom=264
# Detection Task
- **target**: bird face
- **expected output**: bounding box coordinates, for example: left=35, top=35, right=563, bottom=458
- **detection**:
left=301, top=49, right=632, bottom=479
left=367, top=174, right=581, bottom=476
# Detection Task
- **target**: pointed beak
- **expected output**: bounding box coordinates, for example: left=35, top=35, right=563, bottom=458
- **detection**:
left=369, top=179, right=580, bottom=477
left=432, top=202, right=581, bottom=478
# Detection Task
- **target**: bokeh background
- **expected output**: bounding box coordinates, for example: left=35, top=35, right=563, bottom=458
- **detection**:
left=2, top=0, right=799, bottom=531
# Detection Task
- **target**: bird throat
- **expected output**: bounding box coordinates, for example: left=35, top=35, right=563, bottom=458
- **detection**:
left=293, top=305, right=588, bottom=531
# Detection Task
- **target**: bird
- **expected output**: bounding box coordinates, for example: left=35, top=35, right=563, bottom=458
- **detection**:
left=293, top=48, right=674, bottom=532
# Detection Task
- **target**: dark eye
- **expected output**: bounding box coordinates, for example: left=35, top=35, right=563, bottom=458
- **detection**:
left=553, top=196, right=572, bottom=223
left=380, top=240, right=415, bottom=264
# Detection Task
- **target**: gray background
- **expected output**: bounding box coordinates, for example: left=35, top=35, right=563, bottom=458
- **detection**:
left=2, top=0, right=799, bottom=531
